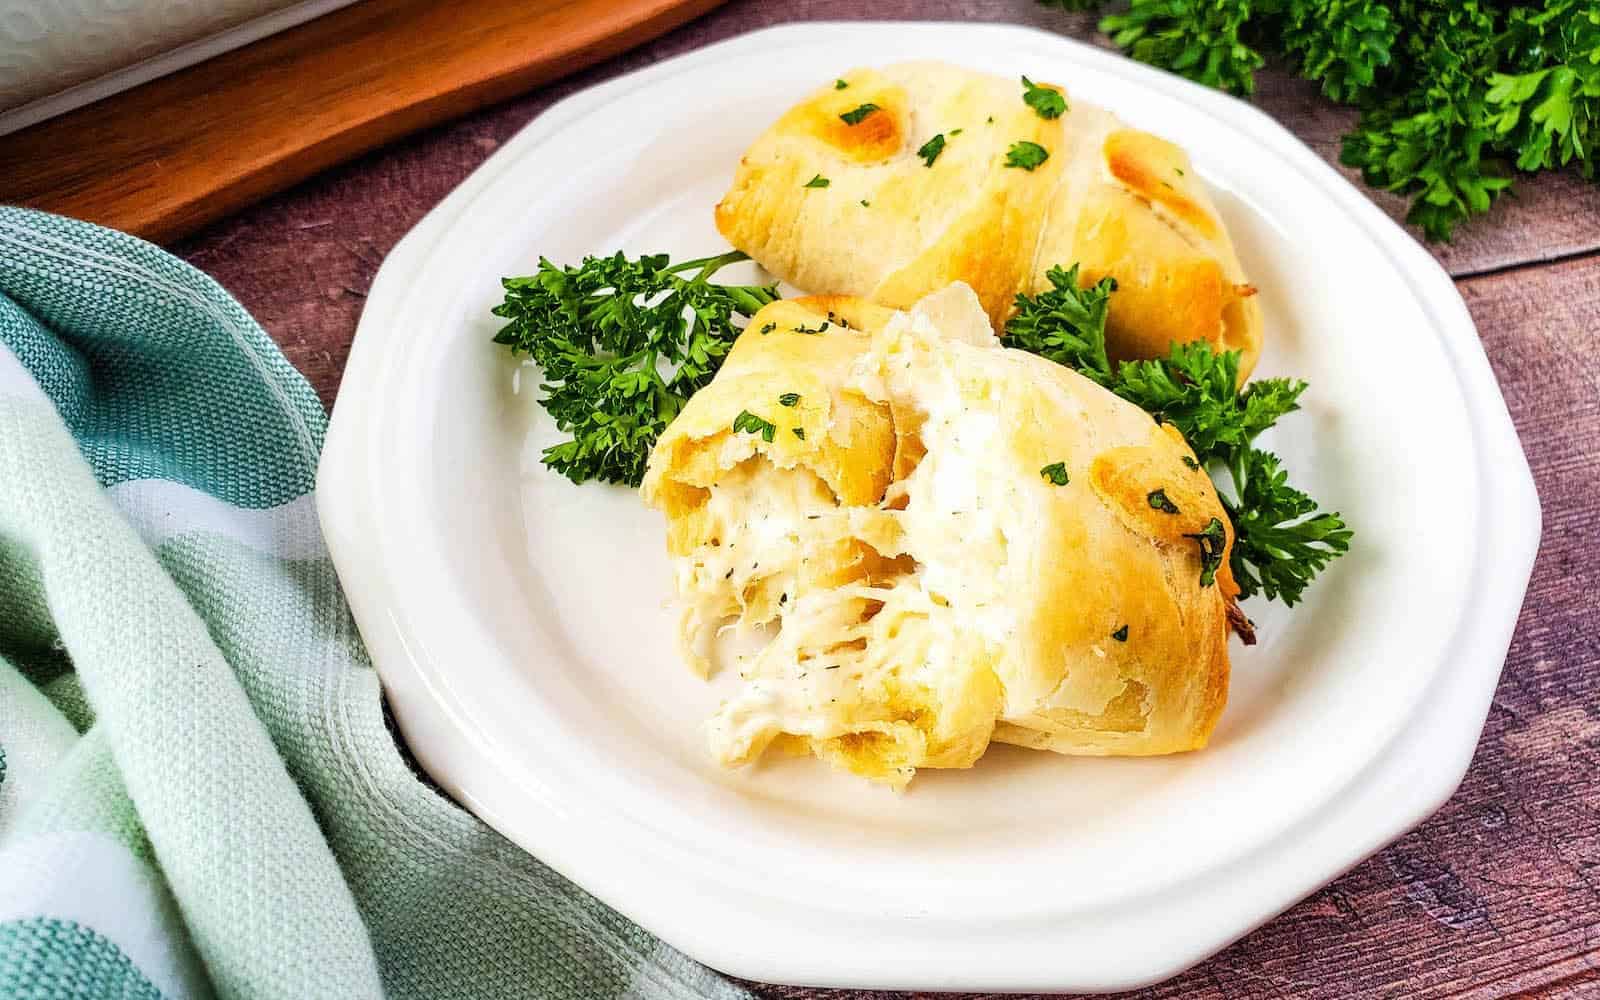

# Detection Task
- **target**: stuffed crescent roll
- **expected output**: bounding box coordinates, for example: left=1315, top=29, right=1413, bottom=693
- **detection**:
left=715, top=61, right=1264, bottom=379
left=642, top=283, right=1239, bottom=788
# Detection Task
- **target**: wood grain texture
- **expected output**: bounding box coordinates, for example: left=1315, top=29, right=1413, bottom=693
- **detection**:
left=166, top=1, right=1600, bottom=996
left=0, top=0, right=725, bottom=244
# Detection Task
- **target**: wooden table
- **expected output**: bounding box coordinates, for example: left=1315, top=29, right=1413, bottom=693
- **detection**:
left=172, top=2, right=1600, bottom=996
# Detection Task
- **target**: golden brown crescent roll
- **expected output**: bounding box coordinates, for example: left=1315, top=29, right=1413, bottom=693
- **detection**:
left=715, top=61, right=1264, bottom=379
left=642, top=283, right=1238, bottom=788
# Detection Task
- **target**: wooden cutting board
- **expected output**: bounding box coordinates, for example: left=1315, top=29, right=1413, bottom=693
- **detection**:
left=0, top=0, right=725, bottom=244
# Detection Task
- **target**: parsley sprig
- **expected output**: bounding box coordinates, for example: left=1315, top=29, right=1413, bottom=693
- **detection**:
left=1044, top=0, right=1600, bottom=240
left=1006, top=265, right=1350, bottom=605
left=491, top=250, right=778, bottom=486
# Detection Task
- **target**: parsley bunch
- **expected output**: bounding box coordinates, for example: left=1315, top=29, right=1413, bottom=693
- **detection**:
left=1045, top=0, right=1600, bottom=240
left=492, top=250, right=778, bottom=486
left=1007, top=265, right=1351, bottom=605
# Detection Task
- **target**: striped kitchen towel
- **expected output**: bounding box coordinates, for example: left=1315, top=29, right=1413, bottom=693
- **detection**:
left=0, top=207, right=749, bottom=1000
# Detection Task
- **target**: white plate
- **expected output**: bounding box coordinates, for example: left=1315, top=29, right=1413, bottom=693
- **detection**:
left=318, top=22, right=1540, bottom=993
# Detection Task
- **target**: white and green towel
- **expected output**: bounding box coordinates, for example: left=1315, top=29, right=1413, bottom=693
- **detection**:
left=0, top=208, right=750, bottom=1000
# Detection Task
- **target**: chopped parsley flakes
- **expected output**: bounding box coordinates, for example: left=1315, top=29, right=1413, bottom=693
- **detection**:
left=1039, top=461, right=1070, bottom=486
left=778, top=392, right=800, bottom=407
left=1021, top=76, right=1067, bottom=119
left=1184, top=517, right=1228, bottom=588
left=803, top=174, right=830, bottom=188
left=732, top=410, right=776, bottom=443
left=839, top=103, right=880, bottom=125
left=917, top=133, right=946, bottom=167
left=1005, top=141, right=1050, bottom=171
left=1147, top=489, right=1180, bottom=514
left=1111, top=624, right=1129, bottom=642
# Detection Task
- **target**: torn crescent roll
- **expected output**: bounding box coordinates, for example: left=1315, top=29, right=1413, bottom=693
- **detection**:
left=715, top=61, right=1264, bottom=379
left=642, top=283, right=1238, bottom=788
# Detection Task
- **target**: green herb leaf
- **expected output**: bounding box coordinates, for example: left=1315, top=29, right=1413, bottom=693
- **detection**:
left=803, top=174, right=830, bottom=189
left=1098, top=0, right=1264, bottom=96
left=733, top=409, right=777, bottom=443
left=1021, top=75, right=1068, bottom=118
left=1005, top=264, right=1116, bottom=383
left=835, top=78, right=849, bottom=89
left=1147, top=488, right=1180, bottom=513
left=1004, top=140, right=1051, bottom=170
left=1039, top=461, right=1070, bottom=486
left=1184, top=517, right=1228, bottom=588
left=793, top=427, right=806, bottom=440
left=918, top=133, right=947, bottom=167
left=840, top=103, right=881, bottom=125
left=490, top=250, right=779, bottom=486
left=778, top=392, right=801, bottom=407
left=1222, top=449, right=1352, bottom=606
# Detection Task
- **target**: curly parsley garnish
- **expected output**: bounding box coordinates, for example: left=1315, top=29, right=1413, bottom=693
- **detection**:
left=1223, top=448, right=1353, bottom=603
left=1021, top=76, right=1067, bottom=119
left=1007, top=264, right=1349, bottom=606
left=490, top=250, right=777, bottom=486
left=840, top=103, right=880, bottom=125
left=1004, top=140, right=1050, bottom=170
left=917, top=133, right=947, bottom=167
left=1059, top=0, right=1598, bottom=241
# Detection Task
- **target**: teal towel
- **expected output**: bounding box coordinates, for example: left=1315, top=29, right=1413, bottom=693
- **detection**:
left=0, top=208, right=750, bottom=1000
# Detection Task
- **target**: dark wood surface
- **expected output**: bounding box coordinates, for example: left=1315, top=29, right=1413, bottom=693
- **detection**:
left=0, top=0, right=724, bottom=244
left=170, top=2, right=1600, bottom=996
